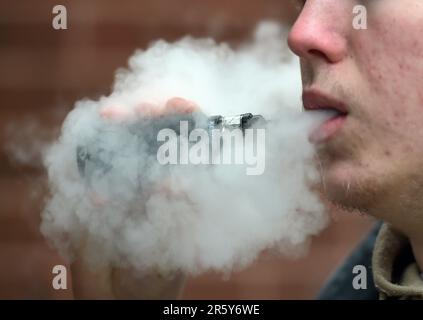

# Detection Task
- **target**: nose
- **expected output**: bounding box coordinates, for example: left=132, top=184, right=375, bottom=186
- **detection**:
left=288, top=2, right=348, bottom=64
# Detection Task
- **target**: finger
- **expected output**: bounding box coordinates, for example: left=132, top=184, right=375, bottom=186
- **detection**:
left=164, top=97, right=200, bottom=114
left=99, top=106, right=134, bottom=121
left=134, top=102, right=164, bottom=118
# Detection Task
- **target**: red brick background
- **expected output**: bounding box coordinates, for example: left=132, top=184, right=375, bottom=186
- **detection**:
left=0, top=0, right=374, bottom=299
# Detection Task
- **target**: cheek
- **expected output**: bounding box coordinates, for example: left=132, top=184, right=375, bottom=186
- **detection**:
left=351, top=24, right=423, bottom=151
left=352, top=13, right=423, bottom=107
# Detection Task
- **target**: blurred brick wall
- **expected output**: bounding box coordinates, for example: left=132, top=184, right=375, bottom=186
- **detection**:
left=0, top=0, right=374, bottom=299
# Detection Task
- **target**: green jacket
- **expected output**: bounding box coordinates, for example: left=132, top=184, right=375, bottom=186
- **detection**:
left=318, top=222, right=423, bottom=300
left=373, top=224, right=423, bottom=299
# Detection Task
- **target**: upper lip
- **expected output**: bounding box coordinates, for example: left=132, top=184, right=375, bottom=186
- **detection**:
left=302, top=89, right=348, bottom=114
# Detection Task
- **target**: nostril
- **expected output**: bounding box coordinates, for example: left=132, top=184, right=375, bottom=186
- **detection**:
left=288, top=17, right=348, bottom=64
left=308, top=49, right=331, bottom=62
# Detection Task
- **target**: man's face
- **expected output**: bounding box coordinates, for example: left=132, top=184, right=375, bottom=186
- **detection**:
left=288, top=0, right=423, bottom=234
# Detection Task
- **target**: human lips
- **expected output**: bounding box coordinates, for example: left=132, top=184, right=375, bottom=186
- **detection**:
left=302, top=89, right=349, bottom=144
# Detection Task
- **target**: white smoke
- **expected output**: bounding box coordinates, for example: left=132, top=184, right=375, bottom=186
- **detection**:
left=41, top=21, right=330, bottom=276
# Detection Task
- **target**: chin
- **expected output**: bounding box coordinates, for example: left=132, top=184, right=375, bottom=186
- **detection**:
left=324, top=185, right=363, bottom=212
left=320, top=162, right=377, bottom=213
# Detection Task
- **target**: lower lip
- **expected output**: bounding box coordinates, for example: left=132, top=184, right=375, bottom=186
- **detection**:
left=309, top=114, right=347, bottom=144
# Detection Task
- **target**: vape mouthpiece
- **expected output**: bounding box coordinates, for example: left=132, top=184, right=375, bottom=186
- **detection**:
left=208, top=113, right=266, bottom=133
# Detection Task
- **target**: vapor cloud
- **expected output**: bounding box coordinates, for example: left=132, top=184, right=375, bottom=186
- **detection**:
left=41, top=22, right=330, bottom=276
